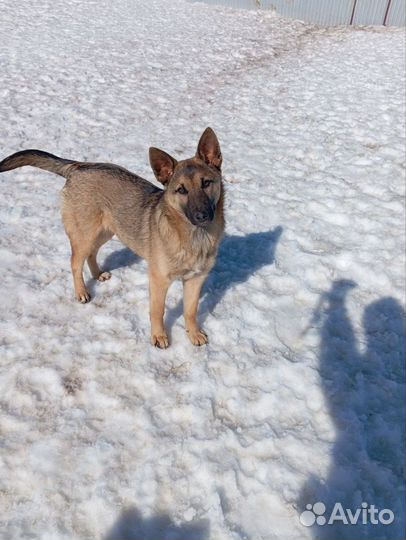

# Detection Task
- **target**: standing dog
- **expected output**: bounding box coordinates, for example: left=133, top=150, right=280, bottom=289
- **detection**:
left=0, top=128, right=225, bottom=348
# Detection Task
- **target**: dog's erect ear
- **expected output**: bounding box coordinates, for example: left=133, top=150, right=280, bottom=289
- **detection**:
left=196, top=127, right=222, bottom=170
left=149, top=147, right=178, bottom=185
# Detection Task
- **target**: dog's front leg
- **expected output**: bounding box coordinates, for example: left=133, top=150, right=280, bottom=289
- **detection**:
left=183, top=274, right=208, bottom=346
left=149, top=269, right=171, bottom=348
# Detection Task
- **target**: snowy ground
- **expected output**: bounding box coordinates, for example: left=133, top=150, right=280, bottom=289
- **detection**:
left=0, top=1, right=405, bottom=539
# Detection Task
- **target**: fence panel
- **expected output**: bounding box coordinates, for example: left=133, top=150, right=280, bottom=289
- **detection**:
left=385, top=0, right=406, bottom=25
left=352, top=0, right=390, bottom=25
left=262, top=0, right=354, bottom=25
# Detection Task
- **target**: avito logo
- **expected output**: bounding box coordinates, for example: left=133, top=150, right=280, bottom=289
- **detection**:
left=300, top=502, right=394, bottom=527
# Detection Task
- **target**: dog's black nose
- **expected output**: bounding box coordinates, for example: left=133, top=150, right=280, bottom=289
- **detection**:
left=195, top=211, right=209, bottom=223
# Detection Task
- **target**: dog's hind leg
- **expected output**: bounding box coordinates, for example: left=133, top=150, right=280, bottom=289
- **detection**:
left=87, top=230, right=114, bottom=282
left=70, top=241, right=93, bottom=303
left=62, top=205, right=106, bottom=303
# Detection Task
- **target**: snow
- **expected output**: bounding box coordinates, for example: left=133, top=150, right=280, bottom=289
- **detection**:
left=0, top=1, right=405, bottom=539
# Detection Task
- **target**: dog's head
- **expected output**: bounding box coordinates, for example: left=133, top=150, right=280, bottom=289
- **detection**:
left=149, top=128, right=223, bottom=227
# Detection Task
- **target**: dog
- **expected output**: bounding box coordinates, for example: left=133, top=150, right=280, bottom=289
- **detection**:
left=0, top=128, right=225, bottom=348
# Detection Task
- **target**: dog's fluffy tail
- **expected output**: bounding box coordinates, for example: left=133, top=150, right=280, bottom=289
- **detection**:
left=0, top=149, right=76, bottom=178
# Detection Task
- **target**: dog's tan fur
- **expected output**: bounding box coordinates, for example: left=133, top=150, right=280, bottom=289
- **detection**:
left=0, top=128, right=225, bottom=347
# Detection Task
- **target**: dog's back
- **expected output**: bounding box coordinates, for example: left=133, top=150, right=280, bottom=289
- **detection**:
left=62, top=164, right=165, bottom=260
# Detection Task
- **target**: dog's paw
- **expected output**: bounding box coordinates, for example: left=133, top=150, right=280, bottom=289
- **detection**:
left=151, top=333, right=169, bottom=349
left=187, top=328, right=208, bottom=346
left=97, top=271, right=111, bottom=282
left=76, top=290, right=91, bottom=303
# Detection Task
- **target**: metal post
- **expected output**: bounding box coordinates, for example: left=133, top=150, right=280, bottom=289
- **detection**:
left=383, top=0, right=392, bottom=25
left=349, top=0, right=358, bottom=25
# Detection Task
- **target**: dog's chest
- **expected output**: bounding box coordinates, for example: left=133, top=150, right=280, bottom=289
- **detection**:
left=169, top=233, right=217, bottom=280
left=181, top=261, right=207, bottom=280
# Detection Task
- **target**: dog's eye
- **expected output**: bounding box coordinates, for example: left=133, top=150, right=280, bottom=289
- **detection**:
left=176, top=185, right=188, bottom=195
left=202, top=179, right=213, bottom=189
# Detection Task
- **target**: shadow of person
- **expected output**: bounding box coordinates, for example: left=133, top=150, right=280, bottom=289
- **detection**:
left=300, top=281, right=405, bottom=539
left=165, top=226, right=283, bottom=331
left=105, top=507, right=210, bottom=540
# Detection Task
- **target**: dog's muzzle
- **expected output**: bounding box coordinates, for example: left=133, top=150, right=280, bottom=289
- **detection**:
left=192, top=203, right=215, bottom=226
